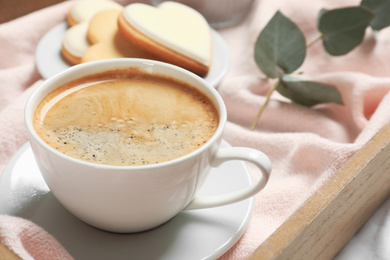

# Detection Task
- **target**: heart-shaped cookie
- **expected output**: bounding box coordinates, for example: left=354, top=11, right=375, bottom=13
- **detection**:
left=66, top=0, right=122, bottom=26
left=82, top=9, right=158, bottom=63
left=61, top=22, right=90, bottom=65
left=118, top=2, right=213, bottom=76
left=62, top=0, right=123, bottom=65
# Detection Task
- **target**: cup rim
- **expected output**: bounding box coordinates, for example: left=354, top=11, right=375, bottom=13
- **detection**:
left=25, top=58, right=227, bottom=170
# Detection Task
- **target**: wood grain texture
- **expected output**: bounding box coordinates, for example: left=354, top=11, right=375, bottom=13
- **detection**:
left=0, top=242, right=21, bottom=260
left=250, top=122, right=390, bottom=259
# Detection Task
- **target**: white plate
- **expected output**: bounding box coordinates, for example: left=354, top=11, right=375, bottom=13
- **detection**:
left=36, top=22, right=230, bottom=88
left=0, top=141, right=253, bottom=260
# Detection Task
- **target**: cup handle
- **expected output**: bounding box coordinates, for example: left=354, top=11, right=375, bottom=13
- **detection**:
left=184, top=147, right=271, bottom=210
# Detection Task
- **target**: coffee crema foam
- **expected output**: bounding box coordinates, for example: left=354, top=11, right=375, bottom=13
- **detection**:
left=33, top=68, right=219, bottom=166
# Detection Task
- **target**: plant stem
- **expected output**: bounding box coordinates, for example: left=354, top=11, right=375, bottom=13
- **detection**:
left=250, top=81, right=279, bottom=130
left=306, top=34, right=323, bottom=48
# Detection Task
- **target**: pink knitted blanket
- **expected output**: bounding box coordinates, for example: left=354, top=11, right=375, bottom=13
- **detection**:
left=1, top=0, right=390, bottom=259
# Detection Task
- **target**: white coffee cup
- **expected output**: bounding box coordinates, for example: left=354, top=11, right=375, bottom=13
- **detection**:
left=25, top=59, right=271, bottom=233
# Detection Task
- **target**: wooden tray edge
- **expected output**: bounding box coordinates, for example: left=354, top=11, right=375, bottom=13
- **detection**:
left=250, top=122, right=390, bottom=259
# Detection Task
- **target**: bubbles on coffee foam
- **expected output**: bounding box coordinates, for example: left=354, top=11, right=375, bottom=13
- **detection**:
left=44, top=116, right=216, bottom=166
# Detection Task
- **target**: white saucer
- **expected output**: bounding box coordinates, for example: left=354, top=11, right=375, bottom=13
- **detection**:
left=35, top=22, right=230, bottom=88
left=0, top=141, right=253, bottom=260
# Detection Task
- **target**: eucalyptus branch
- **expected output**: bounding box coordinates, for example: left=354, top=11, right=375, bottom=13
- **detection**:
left=250, top=81, right=279, bottom=130
left=306, top=34, right=323, bottom=48
left=250, top=1, right=386, bottom=129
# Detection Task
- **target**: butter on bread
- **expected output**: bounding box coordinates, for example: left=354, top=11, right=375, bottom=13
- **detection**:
left=117, top=2, right=213, bottom=76
left=66, top=0, right=122, bottom=26
left=82, top=9, right=158, bottom=63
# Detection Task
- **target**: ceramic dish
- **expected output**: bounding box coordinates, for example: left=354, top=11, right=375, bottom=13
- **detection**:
left=35, top=22, right=230, bottom=88
left=0, top=141, right=253, bottom=260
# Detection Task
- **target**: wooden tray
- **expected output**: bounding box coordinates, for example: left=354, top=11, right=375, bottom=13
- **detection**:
left=250, top=122, right=390, bottom=259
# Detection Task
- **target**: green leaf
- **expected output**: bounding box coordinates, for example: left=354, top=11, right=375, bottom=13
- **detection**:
left=318, top=6, right=375, bottom=56
left=317, top=8, right=328, bottom=26
left=361, top=0, right=390, bottom=30
left=276, top=75, right=344, bottom=107
left=254, top=11, right=306, bottom=78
